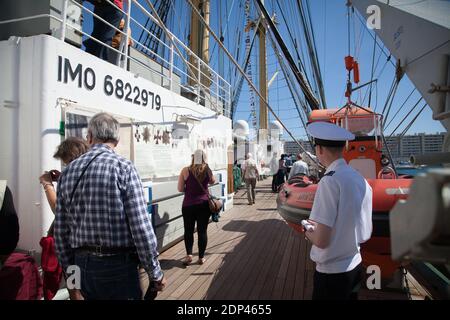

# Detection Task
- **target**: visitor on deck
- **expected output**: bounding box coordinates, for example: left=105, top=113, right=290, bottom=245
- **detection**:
left=38, top=137, right=89, bottom=300
left=242, top=153, right=258, bottom=205
left=233, top=160, right=242, bottom=191
left=303, top=122, right=372, bottom=300
left=110, top=18, right=134, bottom=65
left=269, top=152, right=279, bottom=192
left=178, top=149, right=216, bottom=266
left=284, top=154, right=292, bottom=181
left=54, top=112, right=165, bottom=300
left=84, top=0, right=124, bottom=64
left=276, top=154, right=287, bottom=188
left=288, top=153, right=309, bottom=180
left=0, top=181, right=43, bottom=300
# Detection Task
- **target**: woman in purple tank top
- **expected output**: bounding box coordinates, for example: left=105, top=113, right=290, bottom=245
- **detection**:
left=177, top=149, right=215, bottom=265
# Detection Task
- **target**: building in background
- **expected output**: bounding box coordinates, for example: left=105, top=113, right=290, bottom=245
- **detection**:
left=285, top=132, right=445, bottom=163
left=383, top=132, right=446, bottom=163
left=283, top=140, right=314, bottom=155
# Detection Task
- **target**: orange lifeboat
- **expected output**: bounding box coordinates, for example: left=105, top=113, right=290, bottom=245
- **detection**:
left=277, top=106, right=413, bottom=279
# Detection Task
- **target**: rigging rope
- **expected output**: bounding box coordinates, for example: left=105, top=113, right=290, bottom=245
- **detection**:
left=362, top=40, right=383, bottom=107
left=354, top=10, right=395, bottom=67
left=210, top=0, right=237, bottom=64
left=383, top=79, right=401, bottom=127
left=378, top=74, right=396, bottom=115
left=255, top=0, right=320, bottom=110
left=384, top=88, right=416, bottom=130
left=388, top=97, right=423, bottom=138
left=275, top=0, right=308, bottom=77
left=398, top=103, right=427, bottom=138
left=386, top=102, right=427, bottom=165
left=308, top=0, right=327, bottom=108
left=143, top=0, right=222, bottom=115
left=368, top=33, right=377, bottom=108
left=231, top=16, right=260, bottom=119
left=297, top=0, right=327, bottom=108
left=267, top=31, right=310, bottom=144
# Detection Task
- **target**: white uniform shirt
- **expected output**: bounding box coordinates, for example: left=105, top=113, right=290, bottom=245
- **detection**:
left=309, top=158, right=372, bottom=274
left=288, top=160, right=309, bottom=179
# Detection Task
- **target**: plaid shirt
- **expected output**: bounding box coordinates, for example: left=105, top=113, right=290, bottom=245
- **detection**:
left=54, top=144, right=163, bottom=280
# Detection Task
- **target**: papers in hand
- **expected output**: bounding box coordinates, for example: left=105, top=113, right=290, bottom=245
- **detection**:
left=301, top=220, right=315, bottom=232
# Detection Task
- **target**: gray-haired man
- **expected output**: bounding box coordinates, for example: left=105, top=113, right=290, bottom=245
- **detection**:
left=55, top=112, right=166, bottom=300
left=242, top=153, right=259, bottom=205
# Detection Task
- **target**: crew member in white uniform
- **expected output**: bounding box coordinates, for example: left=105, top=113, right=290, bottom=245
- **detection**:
left=304, top=121, right=373, bottom=300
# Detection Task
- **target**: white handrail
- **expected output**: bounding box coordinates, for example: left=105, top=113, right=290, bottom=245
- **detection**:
left=0, top=14, right=60, bottom=25
left=1, top=0, right=231, bottom=116
left=60, top=0, right=68, bottom=40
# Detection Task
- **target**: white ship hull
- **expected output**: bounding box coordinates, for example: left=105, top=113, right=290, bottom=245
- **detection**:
left=0, top=34, right=233, bottom=254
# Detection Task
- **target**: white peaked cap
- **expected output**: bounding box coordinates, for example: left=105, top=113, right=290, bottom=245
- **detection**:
left=306, top=121, right=355, bottom=141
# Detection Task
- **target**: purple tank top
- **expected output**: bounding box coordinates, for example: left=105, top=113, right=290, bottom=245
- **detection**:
left=182, top=171, right=210, bottom=207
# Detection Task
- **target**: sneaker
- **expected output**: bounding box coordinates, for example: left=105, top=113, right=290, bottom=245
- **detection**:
left=198, top=258, right=206, bottom=265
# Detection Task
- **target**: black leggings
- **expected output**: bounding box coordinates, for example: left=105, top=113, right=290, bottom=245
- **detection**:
left=312, top=263, right=362, bottom=300
left=182, top=202, right=211, bottom=259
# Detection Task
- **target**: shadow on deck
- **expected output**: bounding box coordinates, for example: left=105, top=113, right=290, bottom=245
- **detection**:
left=154, top=179, right=416, bottom=300
left=155, top=179, right=313, bottom=300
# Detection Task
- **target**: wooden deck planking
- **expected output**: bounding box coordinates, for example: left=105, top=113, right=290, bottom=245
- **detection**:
left=156, top=180, right=298, bottom=300
left=155, top=179, right=418, bottom=300
left=206, top=197, right=278, bottom=299
left=158, top=191, right=259, bottom=299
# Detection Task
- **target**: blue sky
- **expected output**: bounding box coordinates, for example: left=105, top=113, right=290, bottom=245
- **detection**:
left=228, top=0, right=445, bottom=139
left=82, top=0, right=446, bottom=140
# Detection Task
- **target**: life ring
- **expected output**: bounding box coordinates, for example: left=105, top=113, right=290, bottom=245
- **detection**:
left=377, top=166, right=397, bottom=179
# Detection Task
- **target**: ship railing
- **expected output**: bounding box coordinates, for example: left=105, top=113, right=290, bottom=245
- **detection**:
left=0, top=0, right=231, bottom=118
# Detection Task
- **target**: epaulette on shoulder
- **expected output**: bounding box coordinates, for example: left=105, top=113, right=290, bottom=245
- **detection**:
left=323, top=171, right=335, bottom=177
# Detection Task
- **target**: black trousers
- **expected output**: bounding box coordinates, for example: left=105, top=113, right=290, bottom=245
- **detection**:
left=271, top=174, right=277, bottom=192
left=312, top=263, right=362, bottom=300
left=182, top=202, right=211, bottom=259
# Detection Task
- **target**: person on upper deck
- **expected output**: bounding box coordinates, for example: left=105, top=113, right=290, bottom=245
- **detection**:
left=84, top=0, right=124, bottom=64
left=54, top=112, right=166, bottom=300
left=303, top=121, right=372, bottom=300
left=177, top=149, right=216, bottom=266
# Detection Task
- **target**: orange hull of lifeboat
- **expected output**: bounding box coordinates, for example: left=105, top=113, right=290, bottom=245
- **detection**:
left=277, top=175, right=412, bottom=278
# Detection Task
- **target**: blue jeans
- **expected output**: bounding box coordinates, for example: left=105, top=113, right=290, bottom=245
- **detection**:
left=84, top=3, right=123, bottom=63
left=74, top=252, right=141, bottom=300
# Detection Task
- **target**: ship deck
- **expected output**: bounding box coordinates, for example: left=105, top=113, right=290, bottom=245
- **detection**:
left=152, top=179, right=429, bottom=300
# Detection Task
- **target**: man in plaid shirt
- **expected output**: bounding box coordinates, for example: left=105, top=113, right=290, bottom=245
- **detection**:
left=55, top=112, right=166, bottom=300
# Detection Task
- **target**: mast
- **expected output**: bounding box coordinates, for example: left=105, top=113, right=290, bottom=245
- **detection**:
left=258, top=0, right=268, bottom=131
left=189, top=0, right=211, bottom=88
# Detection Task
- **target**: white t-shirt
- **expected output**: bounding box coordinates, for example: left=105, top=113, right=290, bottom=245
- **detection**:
left=288, top=160, right=309, bottom=179
left=243, top=159, right=258, bottom=179
left=309, top=158, right=373, bottom=273
left=269, top=157, right=279, bottom=175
